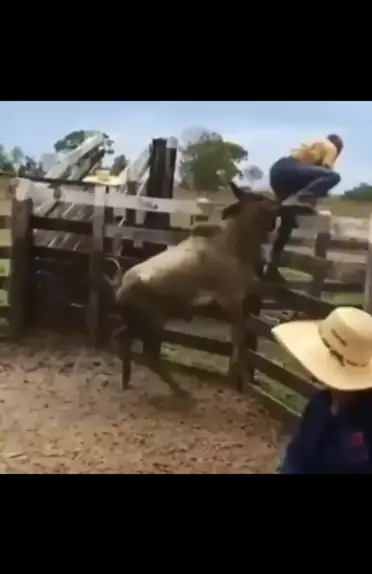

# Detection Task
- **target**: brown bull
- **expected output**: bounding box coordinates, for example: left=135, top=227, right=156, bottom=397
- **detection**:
left=105, top=183, right=280, bottom=399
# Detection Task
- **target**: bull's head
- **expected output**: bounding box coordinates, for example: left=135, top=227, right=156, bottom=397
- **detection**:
left=222, top=181, right=279, bottom=233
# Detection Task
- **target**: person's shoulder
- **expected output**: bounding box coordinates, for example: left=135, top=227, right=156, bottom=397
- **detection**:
left=309, top=389, right=330, bottom=405
left=291, top=140, right=326, bottom=163
left=319, top=138, right=337, bottom=153
left=291, top=140, right=311, bottom=153
left=357, top=390, right=372, bottom=415
left=296, top=390, right=330, bottom=441
left=306, top=139, right=336, bottom=157
left=299, top=139, right=327, bottom=149
left=303, top=389, right=331, bottom=416
left=363, top=390, right=372, bottom=403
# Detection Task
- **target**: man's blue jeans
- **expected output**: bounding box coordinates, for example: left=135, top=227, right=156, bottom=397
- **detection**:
left=270, top=156, right=341, bottom=201
left=268, top=156, right=340, bottom=265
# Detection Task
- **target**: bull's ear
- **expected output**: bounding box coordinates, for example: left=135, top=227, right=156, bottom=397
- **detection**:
left=221, top=202, right=241, bottom=220
left=229, top=181, right=262, bottom=203
left=229, top=181, right=245, bottom=201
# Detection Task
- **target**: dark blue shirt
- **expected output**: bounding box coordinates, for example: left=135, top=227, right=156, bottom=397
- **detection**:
left=281, top=390, right=372, bottom=474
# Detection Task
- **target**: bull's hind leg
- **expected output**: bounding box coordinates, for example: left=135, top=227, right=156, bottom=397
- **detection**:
left=142, top=329, right=191, bottom=399
left=120, top=333, right=133, bottom=389
left=118, top=283, right=192, bottom=400
left=111, top=324, right=133, bottom=390
left=225, top=300, right=253, bottom=391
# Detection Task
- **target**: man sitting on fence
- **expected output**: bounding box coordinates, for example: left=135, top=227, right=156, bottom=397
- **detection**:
left=272, top=306, right=372, bottom=474
left=265, top=134, right=343, bottom=283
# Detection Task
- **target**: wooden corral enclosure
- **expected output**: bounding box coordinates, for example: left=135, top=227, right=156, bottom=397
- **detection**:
left=1, top=136, right=372, bottom=430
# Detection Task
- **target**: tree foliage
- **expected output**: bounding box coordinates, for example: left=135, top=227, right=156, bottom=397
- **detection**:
left=0, top=144, right=45, bottom=176
left=0, top=128, right=123, bottom=179
left=10, top=146, right=24, bottom=171
left=342, top=182, right=372, bottom=201
left=53, top=130, right=114, bottom=155
left=110, top=154, right=128, bottom=175
left=18, top=156, right=45, bottom=177
left=179, top=129, right=248, bottom=191
left=0, top=145, right=16, bottom=173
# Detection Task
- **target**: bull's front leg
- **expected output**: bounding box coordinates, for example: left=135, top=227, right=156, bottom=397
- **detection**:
left=111, top=323, right=133, bottom=390
left=221, top=296, right=251, bottom=392
left=229, top=314, right=251, bottom=392
left=221, top=280, right=257, bottom=392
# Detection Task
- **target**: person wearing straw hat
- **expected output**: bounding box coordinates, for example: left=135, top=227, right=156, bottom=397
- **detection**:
left=272, top=306, right=372, bottom=474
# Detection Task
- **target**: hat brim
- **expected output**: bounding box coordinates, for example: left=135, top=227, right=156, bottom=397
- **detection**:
left=272, top=320, right=372, bottom=391
left=83, top=176, right=122, bottom=186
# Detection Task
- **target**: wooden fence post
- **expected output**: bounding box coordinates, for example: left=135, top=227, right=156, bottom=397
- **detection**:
left=104, top=186, right=115, bottom=254
left=164, top=137, right=178, bottom=205
left=10, top=180, right=33, bottom=340
left=364, top=214, right=372, bottom=313
left=144, top=138, right=168, bottom=231
left=0, top=183, right=14, bottom=339
left=125, top=179, right=138, bottom=227
left=309, top=210, right=332, bottom=298
left=87, top=185, right=106, bottom=346
left=239, top=261, right=264, bottom=390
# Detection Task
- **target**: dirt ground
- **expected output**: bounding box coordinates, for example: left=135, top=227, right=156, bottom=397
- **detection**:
left=0, top=333, right=285, bottom=474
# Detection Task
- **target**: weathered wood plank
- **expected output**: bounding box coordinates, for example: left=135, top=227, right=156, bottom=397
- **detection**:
left=309, top=210, right=332, bottom=297
left=32, top=214, right=91, bottom=235
left=0, top=200, right=12, bottom=216
left=87, top=186, right=106, bottom=346
left=364, top=215, right=372, bottom=312
left=245, top=349, right=318, bottom=399
left=10, top=196, right=33, bottom=339
left=46, top=133, right=107, bottom=179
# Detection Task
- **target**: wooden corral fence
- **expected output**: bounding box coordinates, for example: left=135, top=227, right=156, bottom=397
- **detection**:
left=0, top=181, right=13, bottom=336
left=1, top=136, right=372, bottom=429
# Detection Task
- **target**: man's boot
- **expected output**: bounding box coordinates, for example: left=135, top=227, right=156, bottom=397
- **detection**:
left=281, top=191, right=317, bottom=213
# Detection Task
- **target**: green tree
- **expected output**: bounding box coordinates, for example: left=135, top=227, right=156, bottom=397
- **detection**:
left=0, top=144, right=46, bottom=177
left=110, top=154, right=128, bottom=176
left=342, top=183, right=372, bottom=201
left=18, top=155, right=45, bottom=177
left=54, top=130, right=86, bottom=152
left=10, top=146, right=24, bottom=173
left=54, top=130, right=114, bottom=155
left=0, top=145, right=15, bottom=173
left=179, top=130, right=248, bottom=191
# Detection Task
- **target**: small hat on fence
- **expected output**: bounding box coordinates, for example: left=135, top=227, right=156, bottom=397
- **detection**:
left=83, top=171, right=122, bottom=186
left=272, top=307, right=372, bottom=391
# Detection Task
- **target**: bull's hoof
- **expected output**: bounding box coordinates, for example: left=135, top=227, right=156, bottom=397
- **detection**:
left=149, top=392, right=195, bottom=410
left=175, top=387, right=193, bottom=400
left=174, top=394, right=195, bottom=410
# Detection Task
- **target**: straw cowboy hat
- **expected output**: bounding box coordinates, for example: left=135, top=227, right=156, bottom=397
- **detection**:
left=83, top=170, right=122, bottom=187
left=272, top=307, right=372, bottom=391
